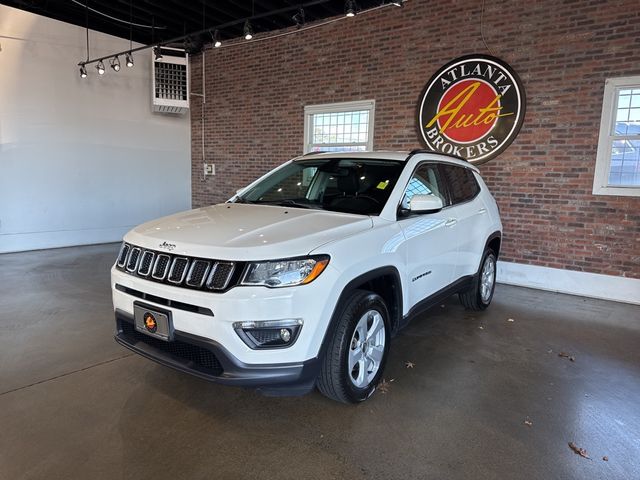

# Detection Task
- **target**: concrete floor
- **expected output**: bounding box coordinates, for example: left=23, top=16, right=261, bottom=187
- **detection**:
left=1, top=243, right=639, bottom=480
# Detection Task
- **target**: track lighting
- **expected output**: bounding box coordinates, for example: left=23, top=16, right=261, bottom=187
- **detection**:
left=96, top=60, right=105, bottom=75
left=345, top=0, right=356, bottom=17
left=154, top=46, right=163, bottom=60
left=212, top=29, right=222, bottom=48
left=125, top=52, right=134, bottom=67
left=292, top=8, right=305, bottom=29
left=110, top=56, right=121, bottom=72
left=243, top=20, right=254, bottom=40
left=79, top=64, right=87, bottom=78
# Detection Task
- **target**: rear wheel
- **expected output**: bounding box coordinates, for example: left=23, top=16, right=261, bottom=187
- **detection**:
left=317, top=290, right=390, bottom=403
left=459, top=249, right=496, bottom=311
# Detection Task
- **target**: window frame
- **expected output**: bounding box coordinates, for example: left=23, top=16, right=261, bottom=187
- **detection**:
left=303, top=100, right=376, bottom=153
left=593, top=75, right=640, bottom=197
left=438, top=163, right=481, bottom=205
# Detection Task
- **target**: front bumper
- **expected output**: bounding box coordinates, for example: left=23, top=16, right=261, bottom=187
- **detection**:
left=115, top=310, right=320, bottom=395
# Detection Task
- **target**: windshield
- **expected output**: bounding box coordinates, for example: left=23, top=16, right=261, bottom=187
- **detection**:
left=236, top=158, right=405, bottom=215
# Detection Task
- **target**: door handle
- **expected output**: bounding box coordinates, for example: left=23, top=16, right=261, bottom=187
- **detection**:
left=445, top=218, right=457, bottom=227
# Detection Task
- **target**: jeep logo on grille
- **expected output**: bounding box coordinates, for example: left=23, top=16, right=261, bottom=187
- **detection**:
left=158, top=241, right=176, bottom=251
left=417, top=54, right=526, bottom=165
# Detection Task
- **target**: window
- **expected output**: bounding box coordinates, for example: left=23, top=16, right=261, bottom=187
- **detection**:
left=304, top=100, right=375, bottom=153
left=401, top=163, right=446, bottom=210
left=593, top=76, right=640, bottom=197
left=237, top=157, right=404, bottom=216
left=439, top=164, right=480, bottom=204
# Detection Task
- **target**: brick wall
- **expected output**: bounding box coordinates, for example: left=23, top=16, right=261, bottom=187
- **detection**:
left=190, top=0, right=640, bottom=279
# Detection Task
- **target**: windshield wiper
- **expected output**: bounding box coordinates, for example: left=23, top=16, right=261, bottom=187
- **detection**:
left=258, top=199, right=322, bottom=210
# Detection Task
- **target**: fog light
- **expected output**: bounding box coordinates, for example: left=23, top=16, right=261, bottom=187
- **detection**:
left=280, top=328, right=291, bottom=342
left=233, top=319, right=302, bottom=349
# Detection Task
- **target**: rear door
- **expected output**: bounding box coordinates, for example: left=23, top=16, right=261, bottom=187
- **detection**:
left=398, top=162, right=458, bottom=309
left=437, top=164, right=486, bottom=280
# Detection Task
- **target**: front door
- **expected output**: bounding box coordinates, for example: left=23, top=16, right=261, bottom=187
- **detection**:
left=398, top=163, right=458, bottom=310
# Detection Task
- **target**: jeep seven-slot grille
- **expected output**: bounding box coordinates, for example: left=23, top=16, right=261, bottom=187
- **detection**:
left=116, top=243, right=238, bottom=292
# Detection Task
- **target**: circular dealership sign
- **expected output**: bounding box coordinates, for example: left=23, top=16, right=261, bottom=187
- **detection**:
left=418, top=54, right=526, bottom=165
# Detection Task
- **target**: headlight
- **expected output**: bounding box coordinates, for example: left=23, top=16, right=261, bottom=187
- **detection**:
left=241, top=255, right=330, bottom=287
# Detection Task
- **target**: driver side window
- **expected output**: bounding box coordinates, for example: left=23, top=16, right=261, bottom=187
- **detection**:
left=401, top=163, right=446, bottom=210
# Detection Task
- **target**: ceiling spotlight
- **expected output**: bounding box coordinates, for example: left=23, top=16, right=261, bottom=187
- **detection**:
left=345, top=0, right=356, bottom=17
left=212, top=29, right=222, bottom=48
left=391, top=0, right=405, bottom=6
left=243, top=20, right=254, bottom=40
left=125, top=52, right=134, bottom=67
left=154, top=46, right=163, bottom=60
left=79, top=64, right=87, bottom=78
left=292, top=8, right=305, bottom=29
left=110, top=56, right=121, bottom=72
left=96, top=60, right=105, bottom=75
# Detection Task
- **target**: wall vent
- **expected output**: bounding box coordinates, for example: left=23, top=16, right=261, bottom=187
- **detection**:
left=152, top=47, right=189, bottom=115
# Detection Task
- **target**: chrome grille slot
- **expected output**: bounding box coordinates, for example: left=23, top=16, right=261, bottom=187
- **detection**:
left=186, top=260, right=211, bottom=288
left=168, top=257, right=189, bottom=284
left=117, top=243, right=130, bottom=268
left=152, top=254, right=171, bottom=280
left=126, top=247, right=141, bottom=272
left=138, top=250, right=155, bottom=276
left=207, top=262, right=235, bottom=290
left=115, top=243, right=238, bottom=293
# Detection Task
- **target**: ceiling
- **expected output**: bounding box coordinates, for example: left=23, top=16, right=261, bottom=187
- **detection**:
left=3, top=0, right=383, bottom=52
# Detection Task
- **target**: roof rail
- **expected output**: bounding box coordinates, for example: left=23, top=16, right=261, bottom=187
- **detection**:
left=303, top=150, right=327, bottom=156
left=406, top=148, right=468, bottom=163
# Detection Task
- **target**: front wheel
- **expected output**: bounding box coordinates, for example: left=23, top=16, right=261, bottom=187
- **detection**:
left=317, top=290, right=390, bottom=403
left=459, top=249, right=497, bottom=311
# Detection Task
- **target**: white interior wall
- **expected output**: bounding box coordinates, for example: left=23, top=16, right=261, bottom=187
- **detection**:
left=0, top=5, right=191, bottom=253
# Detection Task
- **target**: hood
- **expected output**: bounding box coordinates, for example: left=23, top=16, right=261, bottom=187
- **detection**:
left=124, top=203, right=373, bottom=260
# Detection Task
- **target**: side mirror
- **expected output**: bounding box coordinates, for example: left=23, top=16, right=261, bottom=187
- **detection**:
left=409, top=194, right=443, bottom=214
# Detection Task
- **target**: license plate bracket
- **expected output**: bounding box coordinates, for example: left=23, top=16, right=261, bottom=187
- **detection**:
left=133, top=302, right=173, bottom=341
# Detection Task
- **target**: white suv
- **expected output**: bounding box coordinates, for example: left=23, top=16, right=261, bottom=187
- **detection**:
left=111, top=150, right=502, bottom=403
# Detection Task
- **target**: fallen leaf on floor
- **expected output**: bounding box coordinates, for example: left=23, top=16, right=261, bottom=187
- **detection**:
left=602, top=456, right=608, bottom=462
left=558, top=352, right=576, bottom=362
left=524, top=420, right=533, bottom=427
left=377, top=380, right=390, bottom=394
left=405, top=361, right=415, bottom=369
left=377, top=379, right=392, bottom=394
left=507, top=318, right=515, bottom=322
left=568, top=442, right=590, bottom=459
left=547, top=349, right=553, bottom=354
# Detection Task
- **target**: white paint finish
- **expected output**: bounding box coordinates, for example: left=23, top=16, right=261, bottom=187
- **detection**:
left=592, top=75, right=640, bottom=197
left=0, top=5, right=191, bottom=253
left=126, top=203, right=373, bottom=260
left=497, top=261, right=640, bottom=305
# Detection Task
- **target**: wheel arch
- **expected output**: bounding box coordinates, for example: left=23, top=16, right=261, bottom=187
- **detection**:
left=318, top=266, right=403, bottom=360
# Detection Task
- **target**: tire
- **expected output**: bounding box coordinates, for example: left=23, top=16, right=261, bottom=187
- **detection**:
left=317, top=290, right=391, bottom=403
left=459, top=249, right=497, bottom=311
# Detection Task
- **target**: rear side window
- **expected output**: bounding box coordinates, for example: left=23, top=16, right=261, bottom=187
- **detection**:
left=439, top=164, right=480, bottom=204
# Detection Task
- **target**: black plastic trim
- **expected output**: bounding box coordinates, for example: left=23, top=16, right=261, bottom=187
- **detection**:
left=318, top=266, right=403, bottom=360
left=114, top=311, right=320, bottom=395
left=400, top=275, right=473, bottom=328
left=406, top=149, right=468, bottom=163
left=115, top=284, right=214, bottom=316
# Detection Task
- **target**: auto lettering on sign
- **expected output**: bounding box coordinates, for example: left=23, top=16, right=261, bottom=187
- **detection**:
left=417, top=55, right=526, bottom=165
